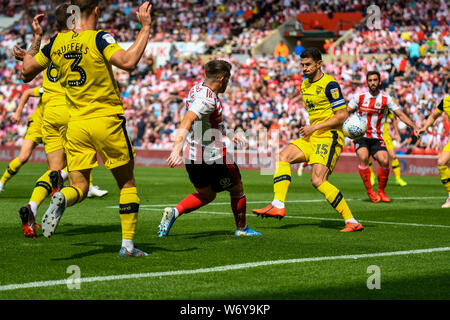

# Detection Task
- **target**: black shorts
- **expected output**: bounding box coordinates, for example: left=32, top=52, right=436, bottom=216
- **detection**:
left=354, top=137, right=387, bottom=157
left=185, top=157, right=242, bottom=193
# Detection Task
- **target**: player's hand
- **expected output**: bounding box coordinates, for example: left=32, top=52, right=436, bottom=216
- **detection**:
left=11, top=112, right=21, bottom=124
left=12, top=45, right=26, bottom=61
left=167, top=149, right=183, bottom=168
left=418, top=127, right=427, bottom=135
left=136, top=1, right=152, bottom=27
left=32, top=14, right=45, bottom=37
left=299, top=124, right=317, bottom=137
left=232, top=134, right=247, bottom=148
left=414, top=129, right=421, bottom=137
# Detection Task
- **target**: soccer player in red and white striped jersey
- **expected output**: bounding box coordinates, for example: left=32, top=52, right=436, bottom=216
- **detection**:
left=348, top=71, right=419, bottom=203
left=159, top=60, right=261, bottom=237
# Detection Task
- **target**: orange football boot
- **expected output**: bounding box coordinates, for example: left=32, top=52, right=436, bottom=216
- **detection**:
left=252, top=204, right=285, bottom=220
left=340, top=222, right=364, bottom=232
left=367, top=191, right=381, bottom=203
left=378, top=191, right=391, bottom=202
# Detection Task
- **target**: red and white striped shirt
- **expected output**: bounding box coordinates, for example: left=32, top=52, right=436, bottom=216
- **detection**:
left=348, top=91, right=400, bottom=140
left=184, top=83, right=226, bottom=162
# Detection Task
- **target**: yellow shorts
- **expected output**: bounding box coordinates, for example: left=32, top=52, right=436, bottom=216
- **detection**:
left=65, top=115, right=135, bottom=171
left=383, top=131, right=394, bottom=151
left=290, top=130, right=344, bottom=172
left=42, top=105, right=69, bottom=154
left=443, top=141, right=450, bottom=153
left=24, top=115, right=43, bottom=144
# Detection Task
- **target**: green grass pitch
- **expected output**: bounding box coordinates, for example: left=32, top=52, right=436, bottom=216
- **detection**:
left=0, top=162, right=449, bottom=300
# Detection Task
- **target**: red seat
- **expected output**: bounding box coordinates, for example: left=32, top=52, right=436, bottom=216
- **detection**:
left=411, top=147, right=425, bottom=155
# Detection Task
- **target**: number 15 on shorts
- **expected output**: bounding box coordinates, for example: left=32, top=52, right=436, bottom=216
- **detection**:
left=316, top=144, right=329, bottom=155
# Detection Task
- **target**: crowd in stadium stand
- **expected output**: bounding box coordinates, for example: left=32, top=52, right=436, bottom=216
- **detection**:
left=0, top=0, right=449, bottom=157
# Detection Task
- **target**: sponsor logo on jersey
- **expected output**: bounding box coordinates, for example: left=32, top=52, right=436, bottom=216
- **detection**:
left=306, top=99, right=316, bottom=111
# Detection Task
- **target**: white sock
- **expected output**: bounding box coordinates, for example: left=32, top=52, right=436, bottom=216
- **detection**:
left=0, top=181, right=4, bottom=189
left=28, top=201, right=38, bottom=217
left=271, top=199, right=285, bottom=209
left=173, top=207, right=179, bottom=219
left=122, top=239, right=134, bottom=251
left=60, top=169, right=68, bottom=181
left=345, top=218, right=358, bottom=224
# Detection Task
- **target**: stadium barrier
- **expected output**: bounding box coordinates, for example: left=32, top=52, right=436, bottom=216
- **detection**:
left=0, top=146, right=439, bottom=176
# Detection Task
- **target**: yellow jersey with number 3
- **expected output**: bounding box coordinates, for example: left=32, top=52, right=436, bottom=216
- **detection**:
left=35, top=30, right=123, bottom=120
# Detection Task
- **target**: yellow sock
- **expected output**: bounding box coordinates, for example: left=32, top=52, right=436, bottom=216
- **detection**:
left=29, top=170, right=52, bottom=206
left=317, top=181, right=354, bottom=221
left=119, top=187, right=140, bottom=240
left=368, top=160, right=374, bottom=176
left=392, top=158, right=401, bottom=180
left=89, top=173, right=93, bottom=186
left=60, top=186, right=83, bottom=207
left=1, top=158, right=23, bottom=184
left=273, top=162, right=291, bottom=203
left=438, top=166, right=450, bottom=194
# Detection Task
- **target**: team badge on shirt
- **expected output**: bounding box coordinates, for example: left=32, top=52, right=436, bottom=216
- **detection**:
left=330, top=88, right=339, bottom=100
left=102, top=33, right=116, bottom=44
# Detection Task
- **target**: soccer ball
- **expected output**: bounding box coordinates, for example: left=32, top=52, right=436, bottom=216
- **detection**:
left=342, top=114, right=367, bottom=139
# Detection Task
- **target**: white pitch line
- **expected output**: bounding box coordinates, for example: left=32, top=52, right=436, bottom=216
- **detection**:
left=140, top=208, right=450, bottom=229
left=0, top=247, right=449, bottom=292
left=106, top=196, right=444, bottom=209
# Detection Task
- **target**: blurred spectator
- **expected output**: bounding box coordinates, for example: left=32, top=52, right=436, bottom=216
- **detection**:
left=274, top=41, right=289, bottom=61
left=294, top=40, right=305, bottom=56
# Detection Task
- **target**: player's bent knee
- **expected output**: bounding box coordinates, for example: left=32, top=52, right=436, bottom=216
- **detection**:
left=17, top=150, right=32, bottom=164
left=198, top=190, right=216, bottom=203
left=311, top=176, right=326, bottom=189
left=437, top=159, right=449, bottom=167
left=378, top=158, right=389, bottom=167
left=279, top=145, right=304, bottom=163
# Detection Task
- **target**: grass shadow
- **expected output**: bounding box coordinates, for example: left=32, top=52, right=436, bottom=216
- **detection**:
left=57, top=224, right=120, bottom=236
left=51, top=242, right=198, bottom=261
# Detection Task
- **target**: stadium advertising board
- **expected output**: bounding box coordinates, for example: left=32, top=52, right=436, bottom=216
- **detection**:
left=0, top=146, right=439, bottom=176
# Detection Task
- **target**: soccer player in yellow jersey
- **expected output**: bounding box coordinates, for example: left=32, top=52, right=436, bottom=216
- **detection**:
left=0, top=86, right=44, bottom=194
left=419, top=96, right=450, bottom=208
left=253, top=48, right=363, bottom=232
left=368, top=112, right=408, bottom=187
left=13, top=9, right=106, bottom=238
left=21, top=0, right=153, bottom=257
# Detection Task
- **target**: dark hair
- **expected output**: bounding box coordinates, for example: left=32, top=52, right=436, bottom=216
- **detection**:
left=55, top=3, right=71, bottom=31
left=71, top=0, right=98, bottom=15
left=366, top=70, right=381, bottom=82
left=204, top=60, right=232, bottom=80
left=300, top=47, right=322, bottom=61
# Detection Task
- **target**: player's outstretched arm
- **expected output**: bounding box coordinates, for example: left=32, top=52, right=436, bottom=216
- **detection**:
left=109, top=2, right=152, bottom=72
left=11, top=88, right=38, bottom=123
left=393, top=109, right=420, bottom=136
left=391, top=116, right=402, bottom=143
left=419, top=109, right=441, bottom=134
left=167, top=111, right=199, bottom=168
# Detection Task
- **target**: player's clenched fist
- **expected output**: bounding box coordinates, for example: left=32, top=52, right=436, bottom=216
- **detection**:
left=136, top=1, right=152, bottom=27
